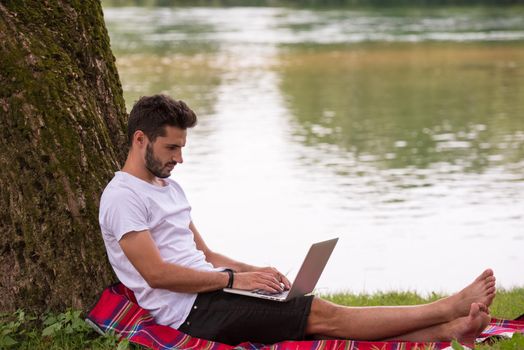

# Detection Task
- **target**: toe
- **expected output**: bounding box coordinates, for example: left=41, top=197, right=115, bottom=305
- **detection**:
left=469, top=303, right=480, bottom=317
left=478, top=303, right=489, bottom=313
left=475, top=269, right=493, bottom=282
left=486, top=276, right=496, bottom=284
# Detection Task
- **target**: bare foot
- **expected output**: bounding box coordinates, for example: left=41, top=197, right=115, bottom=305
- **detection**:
left=449, top=302, right=490, bottom=348
left=439, top=269, right=496, bottom=320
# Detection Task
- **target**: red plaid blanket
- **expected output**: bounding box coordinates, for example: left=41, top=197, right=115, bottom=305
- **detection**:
left=86, top=283, right=524, bottom=350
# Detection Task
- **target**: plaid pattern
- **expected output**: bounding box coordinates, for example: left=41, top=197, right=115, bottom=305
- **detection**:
left=87, top=283, right=524, bottom=350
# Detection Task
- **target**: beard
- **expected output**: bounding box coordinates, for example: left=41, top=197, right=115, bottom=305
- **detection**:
left=145, top=143, right=174, bottom=179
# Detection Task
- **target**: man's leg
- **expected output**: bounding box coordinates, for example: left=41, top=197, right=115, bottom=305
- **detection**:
left=305, top=269, right=495, bottom=341
left=384, top=303, right=490, bottom=348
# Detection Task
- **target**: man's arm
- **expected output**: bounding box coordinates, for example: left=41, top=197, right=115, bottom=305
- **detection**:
left=119, top=230, right=229, bottom=293
left=119, top=228, right=287, bottom=293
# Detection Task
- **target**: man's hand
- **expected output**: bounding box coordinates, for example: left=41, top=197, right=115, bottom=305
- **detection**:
left=233, top=267, right=292, bottom=293
left=252, top=266, right=292, bottom=290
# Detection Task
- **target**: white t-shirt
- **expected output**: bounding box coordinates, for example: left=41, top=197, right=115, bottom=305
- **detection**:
left=99, top=171, right=218, bottom=328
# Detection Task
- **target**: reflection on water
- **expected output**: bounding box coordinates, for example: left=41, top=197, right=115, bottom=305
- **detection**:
left=115, top=54, right=223, bottom=116
left=279, top=44, right=524, bottom=172
left=103, top=6, right=524, bottom=293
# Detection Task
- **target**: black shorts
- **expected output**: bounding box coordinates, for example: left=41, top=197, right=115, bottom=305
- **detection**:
left=178, top=290, right=314, bottom=345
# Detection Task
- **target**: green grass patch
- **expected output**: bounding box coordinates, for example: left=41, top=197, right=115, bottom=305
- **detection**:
left=1, top=288, right=522, bottom=349
left=0, top=309, right=136, bottom=349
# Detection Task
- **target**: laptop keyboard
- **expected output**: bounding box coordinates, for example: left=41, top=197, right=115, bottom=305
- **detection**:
left=254, top=289, right=287, bottom=297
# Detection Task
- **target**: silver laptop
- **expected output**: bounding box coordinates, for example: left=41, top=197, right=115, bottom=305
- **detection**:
left=223, top=238, right=338, bottom=302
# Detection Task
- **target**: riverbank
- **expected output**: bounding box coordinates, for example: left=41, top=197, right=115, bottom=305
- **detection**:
left=1, top=287, right=522, bottom=349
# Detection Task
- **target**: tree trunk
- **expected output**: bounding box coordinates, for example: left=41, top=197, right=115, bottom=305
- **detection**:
left=0, top=0, right=127, bottom=312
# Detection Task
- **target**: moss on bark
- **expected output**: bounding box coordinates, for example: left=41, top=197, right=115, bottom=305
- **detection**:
left=0, top=0, right=127, bottom=312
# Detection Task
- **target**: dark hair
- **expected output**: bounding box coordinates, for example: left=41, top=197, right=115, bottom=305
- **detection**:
left=127, top=94, right=197, bottom=146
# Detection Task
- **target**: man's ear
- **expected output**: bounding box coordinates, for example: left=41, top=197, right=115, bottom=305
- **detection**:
left=132, top=130, right=147, bottom=148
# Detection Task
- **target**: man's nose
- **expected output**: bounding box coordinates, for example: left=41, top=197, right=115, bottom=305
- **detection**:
left=174, top=151, right=183, bottom=164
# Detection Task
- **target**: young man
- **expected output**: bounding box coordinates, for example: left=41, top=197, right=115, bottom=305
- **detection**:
left=99, top=94, right=496, bottom=347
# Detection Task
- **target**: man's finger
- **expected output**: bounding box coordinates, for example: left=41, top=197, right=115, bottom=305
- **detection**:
left=281, top=275, right=292, bottom=290
left=257, top=274, right=284, bottom=292
left=272, top=270, right=291, bottom=290
left=277, top=273, right=291, bottom=289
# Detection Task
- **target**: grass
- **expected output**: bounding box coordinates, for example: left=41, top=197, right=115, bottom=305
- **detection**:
left=1, top=288, right=522, bottom=349
left=0, top=310, right=137, bottom=350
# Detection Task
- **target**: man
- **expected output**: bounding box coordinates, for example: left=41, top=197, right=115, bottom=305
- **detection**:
left=99, top=94, right=496, bottom=347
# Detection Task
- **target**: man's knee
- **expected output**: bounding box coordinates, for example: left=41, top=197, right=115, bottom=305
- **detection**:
left=305, top=297, right=341, bottom=336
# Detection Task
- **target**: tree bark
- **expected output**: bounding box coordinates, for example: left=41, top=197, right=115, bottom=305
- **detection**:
left=0, top=0, right=127, bottom=312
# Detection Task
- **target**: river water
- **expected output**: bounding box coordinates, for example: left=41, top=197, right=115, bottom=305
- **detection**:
left=103, top=5, right=524, bottom=294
